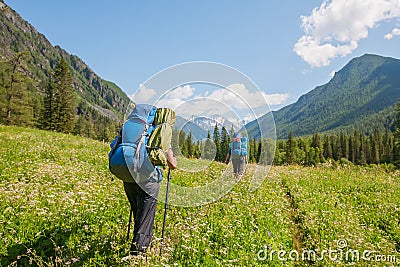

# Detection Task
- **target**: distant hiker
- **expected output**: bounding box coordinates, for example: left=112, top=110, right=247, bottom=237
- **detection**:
left=225, top=132, right=248, bottom=177
left=108, top=104, right=177, bottom=256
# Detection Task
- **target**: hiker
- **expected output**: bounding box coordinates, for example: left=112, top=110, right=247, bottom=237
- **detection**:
left=124, top=148, right=177, bottom=255
left=225, top=132, right=248, bottom=177
left=108, top=104, right=177, bottom=256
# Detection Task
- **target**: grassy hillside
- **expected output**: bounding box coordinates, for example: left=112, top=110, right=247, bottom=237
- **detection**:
left=1, top=126, right=399, bottom=266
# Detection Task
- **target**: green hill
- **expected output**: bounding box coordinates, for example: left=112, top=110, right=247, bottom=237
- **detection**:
left=246, top=54, right=400, bottom=139
left=0, top=3, right=130, bottom=139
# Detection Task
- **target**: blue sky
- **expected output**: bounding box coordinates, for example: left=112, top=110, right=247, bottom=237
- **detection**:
left=4, top=0, right=400, bottom=112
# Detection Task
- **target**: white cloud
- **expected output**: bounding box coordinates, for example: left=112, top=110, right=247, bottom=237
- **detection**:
left=207, top=83, right=288, bottom=109
left=129, top=84, right=156, bottom=103
left=264, top=93, right=289, bottom=105
left=294, top=0, right=400, bottom=67
left=154, top=84, right=288, bottom=121
left=165, top=84, right=195, bottom=99
left=156, top=98, right=186, bottom=110
left=244, top=113, right=257, bottom=123
left=384, top=27, right=400, bottom=39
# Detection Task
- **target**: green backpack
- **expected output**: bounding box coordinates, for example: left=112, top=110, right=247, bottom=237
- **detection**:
left=147, top=108, right=176, bottom=167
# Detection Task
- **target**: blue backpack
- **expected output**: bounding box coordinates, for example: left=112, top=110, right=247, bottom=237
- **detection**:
left=230, top=133, right=248, bottom=159
left=108, top=104, right=162, bottom=183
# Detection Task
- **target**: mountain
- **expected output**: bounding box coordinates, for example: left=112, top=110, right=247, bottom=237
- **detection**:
left=246, top=54, right=400, bottom=139
left=0, top=2, right=130, bottom=139
left=175, top=116, right=208, bottom=140
left=191, top=115, right=238, bottom=133
left=175, top=115, right=240, bottom=140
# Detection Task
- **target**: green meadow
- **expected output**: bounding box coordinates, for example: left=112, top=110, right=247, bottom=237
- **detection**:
left=1, top=125, right=399, bottom=266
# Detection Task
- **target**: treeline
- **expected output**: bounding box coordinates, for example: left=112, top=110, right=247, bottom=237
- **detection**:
left=173, top=124, right=234, bottom=161
left=274, top=101, right=400, bottom=167
left=0, top=52, right=119, bottom=141
left=175, top=100, right=400, bottom=169
left=274, top=129, right=399, bottom=167
left=172, top=124, right=273, bottom=164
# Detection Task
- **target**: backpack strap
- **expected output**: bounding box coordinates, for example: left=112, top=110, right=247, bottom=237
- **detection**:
left=133, top=123, right=150, bottom=172
left=109, top=129, right=122, bottom=158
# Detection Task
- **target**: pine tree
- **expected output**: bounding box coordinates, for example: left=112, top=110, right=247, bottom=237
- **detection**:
left=220, top=126, right=230, bottom=160
left=213, top=124, right=221, bottom=161
left=42, top=57, right=76, bottom=133
left=382, top=128, right=394, bottom=163
left=0, top=52, right=33, bottom=126
left=352, top=130, right=361, bottom=163
left=339, top=131, right=349, bottom=160
left=201, top=130, right=215, bottom=160
left=358, top=132, right=367, bottom=165
left=256, top=140, right=262, bottom=163
left=394, top=99, right=400, bottom=168
left=42, top=80, right=56, bottom=130
left=54, top=57, right=76, bottom=133
left=323, top=135, right=333, bottom=160
left=311, top=133, right=324, bottom=163
left=179, top=130, right=187, bottom=157
left=285, top=131, right=296, bottom=164
left=369, top=132, right=379, bottom=164
left=186, top=131, right=193, bottom=158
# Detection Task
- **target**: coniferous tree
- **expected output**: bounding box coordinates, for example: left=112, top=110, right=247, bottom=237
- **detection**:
left=358, top=132, right=367, bottom=165
left=352, top=130, right=361, bottom=163
left=333, top=136, right=342, bottom=161
left=323, top=135, right=333, bottom=160
left=369, top=133, right=379, bottom=164
left=201, top=130, right=215, bottom=160
left=382, top=128, right=394, bottom=163
left=285, top=131, right=296, bottom=164
left=213, top=124, right=221, bottom=161
left=220, top=126, right=230, bottom=160
left=54, top=57, right=75, bottom=133
left=311, top=133, right=324, bottom=163
left=256, top=140, right=262, bottom=163
left=394, top=100, right=400, bottom=168
left=42, top=57, right=75, bottom=133
left=42, top=80, right=57, bottom=130
left=0, top=52, right=33, bottom=126
left=179, top=130, right=187, bottom=157
left=339, top=131, right=349, bottom=160
left=186, top=131, right=193, bottom=158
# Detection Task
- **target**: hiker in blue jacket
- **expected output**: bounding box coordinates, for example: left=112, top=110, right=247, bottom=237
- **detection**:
left=225, top=132, right=248, bottom=177
left=124, top=148, right=177, bottom=256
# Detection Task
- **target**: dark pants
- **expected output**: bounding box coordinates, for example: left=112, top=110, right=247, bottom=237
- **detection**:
left=123, top=181, right=160, bottom=254
left=232, top=157, right=246, bottom=175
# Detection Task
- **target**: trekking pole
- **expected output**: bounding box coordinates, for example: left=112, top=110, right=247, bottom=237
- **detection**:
left=159, top=168, right=171, bottom=256
left=127, top=207, right=133, bottom=241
